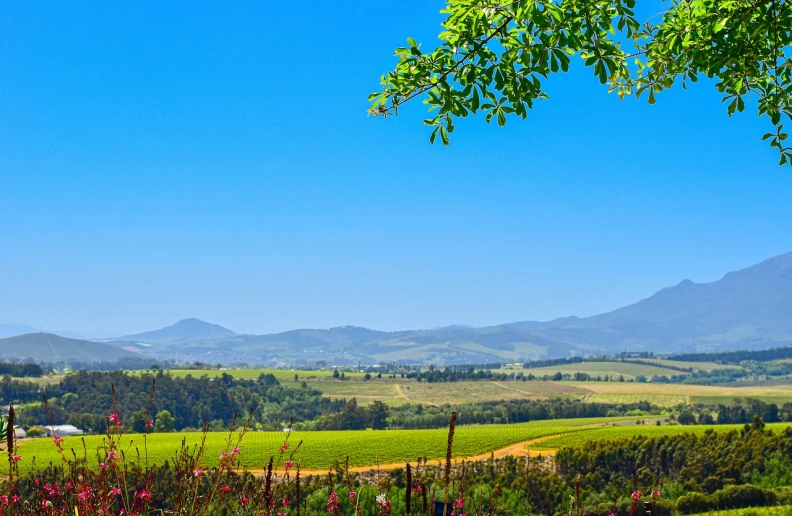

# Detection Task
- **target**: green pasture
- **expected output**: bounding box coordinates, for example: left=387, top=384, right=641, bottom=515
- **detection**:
left=137, top=369, right=367, bottom=380
left=7, top=421, right=589, bottom=475
left=690, top=507, right=792, bottom=515
left=527, top=361, right=690, bottom=379
left=530, top=422, right=792, bottom=450
left=625, top=358, right=742, bottom=372
left=10, top=417, right=790, bottom=476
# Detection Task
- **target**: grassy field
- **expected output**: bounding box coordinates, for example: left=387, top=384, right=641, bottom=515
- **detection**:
left=530, top=422, right=792, bottom=450
left=526, top=361, right=689, bottom=379
left=690, top=507, right=792, bottom=515
left=625, top=358, right=741, bottom=372
left=139, top=369, right=368, bottom=380
left=9, top=419, right=790, bottom=476
left=128, top=369, right=792, bottom=408
left=4, top=420, right=592, bottom=476
left=317, top=379, right=588, bottom=406
left=569, top=381, right=792, bottom=407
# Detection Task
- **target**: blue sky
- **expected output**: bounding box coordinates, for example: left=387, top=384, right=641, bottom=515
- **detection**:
left=1, top=2, right=790, bottom=336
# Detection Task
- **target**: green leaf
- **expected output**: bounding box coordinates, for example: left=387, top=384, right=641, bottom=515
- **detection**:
left=430, top=126, right=440, bottom=144
left=440, top=126, right=450, bottom=146
left=471, top=87, right=480, bottom=112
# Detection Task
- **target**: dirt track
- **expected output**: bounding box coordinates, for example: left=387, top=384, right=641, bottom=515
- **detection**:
left=243, top=434, right=559, bottom=477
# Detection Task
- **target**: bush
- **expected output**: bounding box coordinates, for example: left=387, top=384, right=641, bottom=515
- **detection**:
left=25, top=427, right=43, bottom=437
left=712, top=484, right=776, bottom=510
left=677, top=492, right=710, bottom=514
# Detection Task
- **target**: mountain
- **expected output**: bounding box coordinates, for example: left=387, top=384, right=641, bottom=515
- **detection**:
left=118, top=318, right=237, bottom=344
left=505, top=251, right=792, bottom=353
left=12, top=252, right=792, bottom=365
left=0, top=333, right=134, bottom=362
left=137, top=252, right=792, bottom=364
left=0, top=323, right=38, bottom=339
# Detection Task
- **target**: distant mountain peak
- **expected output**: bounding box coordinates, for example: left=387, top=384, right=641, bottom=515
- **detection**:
left=118, top=318, right=237, bottom=344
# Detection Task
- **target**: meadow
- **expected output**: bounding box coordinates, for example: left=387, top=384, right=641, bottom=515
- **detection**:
left=529, top=422, right=792, bottom=450
left=9, top=418, right=792, bottom=476
left=525, top=361, right=689, bottom=379
left=6, top=421, right=588, bottom=476
left=131, top=368, right=792, bottom=408
left=569, top=381, right=792, bottom=407
left=624, top=357, right=741, bottom=372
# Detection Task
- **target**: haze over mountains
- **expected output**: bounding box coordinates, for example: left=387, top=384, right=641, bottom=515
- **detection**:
left=3, top=251, right=792, bottom=364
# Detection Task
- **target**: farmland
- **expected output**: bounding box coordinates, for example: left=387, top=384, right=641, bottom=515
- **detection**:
left=9, top=419, right=792, bottom=477
left=525, top=361, right=689, bottom=379
left=624, top=357, right=741, bottom=372
left=4, top=420, right=591, bottom=476
left=529, top=422, right=792, bottom=450
left=569, top=381, right=792, bottom=407
left=137, top=369, right=367, bottom=380
left=128, top=368, right=792, bottom=408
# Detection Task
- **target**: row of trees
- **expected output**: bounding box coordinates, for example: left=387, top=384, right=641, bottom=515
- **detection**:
left=15, top=370, right=347, bottom=432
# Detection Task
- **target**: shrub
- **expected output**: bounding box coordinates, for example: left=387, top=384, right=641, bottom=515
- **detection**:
left=712, top=484, right=776, bottom=510
left=676, top=492, right=710, bottom=514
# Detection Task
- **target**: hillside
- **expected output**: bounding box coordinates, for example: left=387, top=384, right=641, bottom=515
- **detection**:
left=516, top=251, right=792, bottom=354
left=118, top=318, right=237, bottom=344
left=10, top=252, right=792, bottom=365
left=157, top=251, right=792, bottom=364
left=0, top=333, right=134, bottom=362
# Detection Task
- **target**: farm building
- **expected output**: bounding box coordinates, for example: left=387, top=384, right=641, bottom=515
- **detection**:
left=42, top=425, right=84, bottom=437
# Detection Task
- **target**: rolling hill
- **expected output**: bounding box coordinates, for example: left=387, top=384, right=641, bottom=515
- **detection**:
left=159, top=251, right=792, bottom=363
left=0, top=333, right=134, bottom=362
left=118, top=318, right=237, bottom=344
left=7, top=251, right=792, bottom=365
left=509, top=251, right=792, bottom=354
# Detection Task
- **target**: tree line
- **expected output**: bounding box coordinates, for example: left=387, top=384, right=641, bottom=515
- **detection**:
left=14, top=370, right=346, bottom=433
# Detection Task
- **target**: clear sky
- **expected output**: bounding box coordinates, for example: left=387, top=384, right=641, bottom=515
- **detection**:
left=1, top=2, right=790, bottom=336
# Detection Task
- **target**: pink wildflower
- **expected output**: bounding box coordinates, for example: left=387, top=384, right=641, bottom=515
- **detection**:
left=221, top=485, right=231, bottom=493
left=10, top=454, right=21, bottom=462
left=241, top=496, right=249, bottom=505
left=110, top=487, right=122, bottom=496
left=279, top=443, right=289, bottom=453
left=631, top=491, right=642, bottom=500
left=284, top=459, right=294, bottom=471
left=108, top=412, right=123, bottom=426
left=194, top=467, right=203, bottom=478
left=326, top=491, right=340, bottom=513
left=349, top=490, right=356, bottom=500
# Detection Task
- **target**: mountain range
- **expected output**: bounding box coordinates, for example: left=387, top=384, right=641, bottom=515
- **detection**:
left=3, top=251, right=792, bottom=364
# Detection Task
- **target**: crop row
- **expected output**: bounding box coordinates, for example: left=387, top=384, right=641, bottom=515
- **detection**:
left=6, top=423, right=583, bottom=476
left=530, top=422, right=792, bottom=450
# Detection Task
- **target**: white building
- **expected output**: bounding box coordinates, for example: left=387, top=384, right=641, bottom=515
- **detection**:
left=43, top=425, right=84, bottom=437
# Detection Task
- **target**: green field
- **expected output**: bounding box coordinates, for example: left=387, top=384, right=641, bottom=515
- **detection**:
left=569, top=381, right=792, bottom=408
left=527, top=361, right=689, bottom=379
left=127, top=368, right=792, bottom=409
left=9, top=418, right=791, bottom=476
left=625, top=358, right=742, bottom=372
left=139, top=369, right=367, bottom=380
left=6, top=422, right=588, bottom=476
left=530, top=422, right=792, bottom=450
left=690, top=507, right=792, bottom=515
